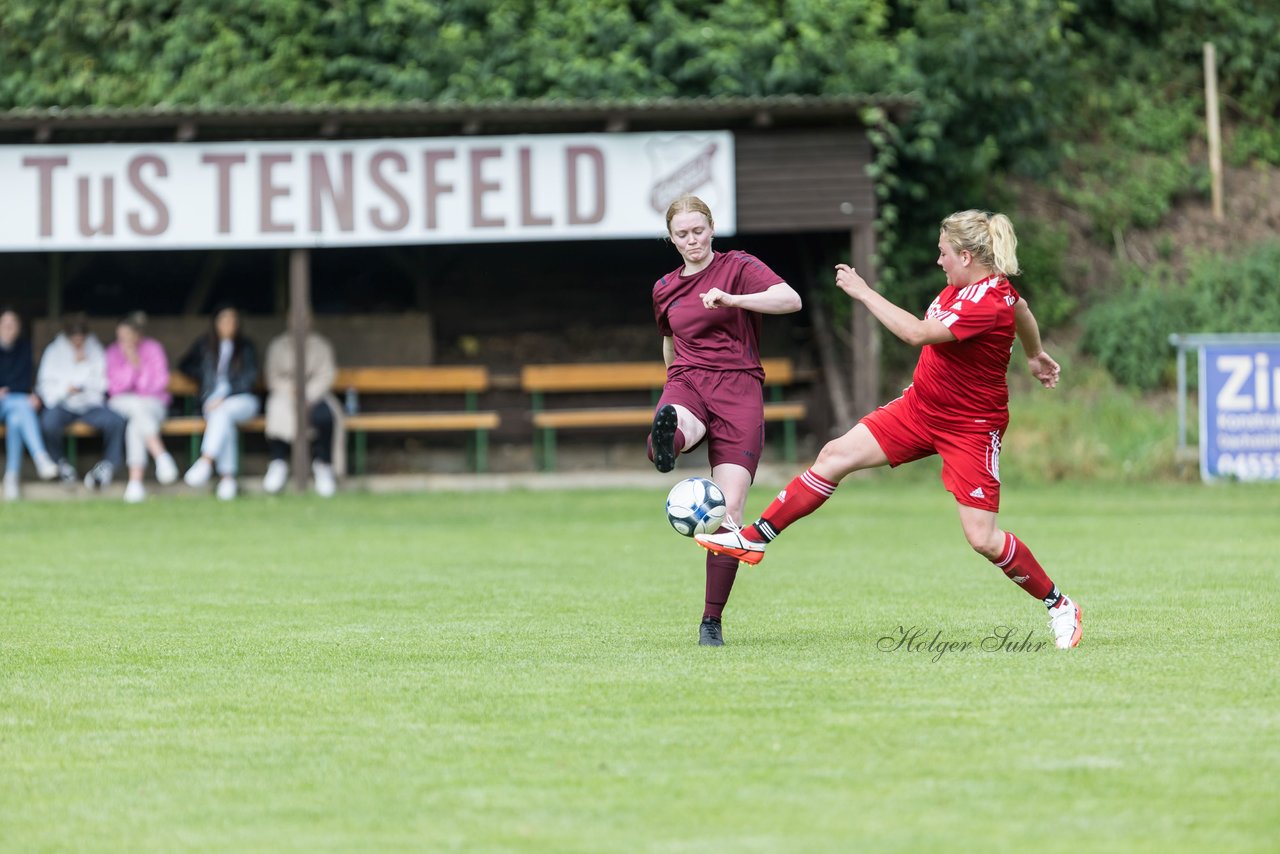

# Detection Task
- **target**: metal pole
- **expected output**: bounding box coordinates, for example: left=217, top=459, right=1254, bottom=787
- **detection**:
left=1176, top=340, right=1187, bottom=450
left=288, top=249, right=312, bottom=492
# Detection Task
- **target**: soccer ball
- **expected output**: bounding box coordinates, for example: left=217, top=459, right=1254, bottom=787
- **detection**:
left=665, top=477, right=727, bottom=537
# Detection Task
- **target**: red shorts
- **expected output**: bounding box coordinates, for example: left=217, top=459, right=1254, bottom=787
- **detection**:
left=860, top=394, right=1005, bottom=512
left=657, top=367, right=764, bottom=478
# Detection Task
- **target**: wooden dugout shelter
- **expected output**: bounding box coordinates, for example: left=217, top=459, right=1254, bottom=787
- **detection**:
left=0, top=95, right=911, bottom=479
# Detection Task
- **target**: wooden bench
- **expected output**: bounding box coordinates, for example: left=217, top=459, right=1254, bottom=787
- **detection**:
left=21, top=366, right=498, bottom=474
left=521, top=358, right=807, bottom=471
left=336, top=366, right=499, bottom=474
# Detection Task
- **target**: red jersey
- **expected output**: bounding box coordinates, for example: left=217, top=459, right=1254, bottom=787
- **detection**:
left=652, top=250, right=783, bottom=380
left=907, top=274, right=1021, bottom=432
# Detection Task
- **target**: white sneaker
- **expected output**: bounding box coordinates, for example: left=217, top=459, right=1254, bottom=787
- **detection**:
left=124, top=480, right=146, bottom=504
left=35, top=454, right=59, bottom=480
left=184, top=457, right=213, bottom=487
left=1048, top=595, right=1083, bottom=650
left=262, top=459, right=289, bottom=494
left=216, top=477, right=238, bottom=501
left=154, top=453, right=179, bottom=485
left=312, top=461, right=336, bottom=498
left=3, top=471, right=19, bottom=501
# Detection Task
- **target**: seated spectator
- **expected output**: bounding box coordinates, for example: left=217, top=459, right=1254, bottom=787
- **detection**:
left=36, top=314, right=126, bottom=490
left=0, top=308, right=59, bottom=499
left=180, top=305, right=259, bottom=500
left=106, top=311, right=179, bottom=504
left=261, top=330, right=342, bottom=497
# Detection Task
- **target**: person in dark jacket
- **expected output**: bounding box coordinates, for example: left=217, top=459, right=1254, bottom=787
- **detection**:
left=0, top=308, right=59, bottom=499
left=179, top=306, right=259, bottom=500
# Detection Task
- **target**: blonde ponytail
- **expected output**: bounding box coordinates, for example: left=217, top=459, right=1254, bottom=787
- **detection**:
left=940, top=209, right=1021, bottom=277
left=987, top=213, right=1020, bottom=276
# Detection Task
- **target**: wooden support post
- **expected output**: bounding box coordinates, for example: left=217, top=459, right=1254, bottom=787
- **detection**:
left=1204, top=42, right=1224, bottom=221
left=850, top=225, right=881, bottom=419
left=289, top=249, right=312, bottom=492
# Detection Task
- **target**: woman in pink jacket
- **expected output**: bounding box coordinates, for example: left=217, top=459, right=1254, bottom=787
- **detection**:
left=106, top=312, right=178, bottom=503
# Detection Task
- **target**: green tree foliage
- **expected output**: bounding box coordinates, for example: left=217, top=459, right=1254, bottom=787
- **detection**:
left=0, top=0, right=902, bottom=106
left=868, top=0, right=1081, bottom=308
left=1082, top=241, right=1280, bottom=389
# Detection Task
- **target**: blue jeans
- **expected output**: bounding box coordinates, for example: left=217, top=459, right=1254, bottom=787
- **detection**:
left=40, top=404, right=126, bottom=470
left=2, top=394, right=51, bottom=475
left=200, top=393, right=260, bottom=476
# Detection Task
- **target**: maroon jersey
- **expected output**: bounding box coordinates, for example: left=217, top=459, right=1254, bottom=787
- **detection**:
left=652, top=250, right=783, bottom=379
left=908, top=274, right=1021, bottom=432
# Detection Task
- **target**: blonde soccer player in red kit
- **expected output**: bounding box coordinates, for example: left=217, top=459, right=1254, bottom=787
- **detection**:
left=696, top=209, right=1082, bottom=650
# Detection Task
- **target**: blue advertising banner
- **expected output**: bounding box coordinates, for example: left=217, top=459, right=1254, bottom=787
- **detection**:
left=1200, top=343, right=1280, bottom=480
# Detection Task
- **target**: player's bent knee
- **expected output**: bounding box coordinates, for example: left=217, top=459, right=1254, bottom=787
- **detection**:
left=672, top=405, right=706, bottom=449
left=814, top=440, right=848, bottom=476
left=815, top=433, right=878, bottom=479
left=963, top=528, right=1003, bottom=560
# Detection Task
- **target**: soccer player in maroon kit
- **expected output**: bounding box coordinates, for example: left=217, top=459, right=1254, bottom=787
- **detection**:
left=696, top=210, right=1083, bottom=650
left=649, top=195, right=802, bottom=646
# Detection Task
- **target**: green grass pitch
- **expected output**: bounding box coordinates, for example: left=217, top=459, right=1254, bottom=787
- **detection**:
left=2, top=480, right=1277, bottom=852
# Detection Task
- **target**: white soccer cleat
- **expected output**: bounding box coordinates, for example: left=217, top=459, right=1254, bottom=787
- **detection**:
left=1047, top=595, right=1082, bottom=649
left=695, top=526, right=767, bottom=566
left=262, top=459, right=289, bottom=494
left=184, top=457, right=213, bottom=487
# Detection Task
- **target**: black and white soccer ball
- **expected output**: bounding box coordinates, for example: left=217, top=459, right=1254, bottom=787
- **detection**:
left=665, top=476, right=727, bottom=537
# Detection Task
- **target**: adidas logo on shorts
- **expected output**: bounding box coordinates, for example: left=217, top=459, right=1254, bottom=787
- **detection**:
left=969, top=486, right=985, bottom=499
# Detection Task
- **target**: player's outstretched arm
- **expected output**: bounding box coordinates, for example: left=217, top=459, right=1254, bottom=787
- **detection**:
left=1014, top=298, right=1061, bottom=389
left=834, top=264, right=955, bottom=347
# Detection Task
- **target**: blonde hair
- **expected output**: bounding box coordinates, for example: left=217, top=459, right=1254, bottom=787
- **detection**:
left=665, top=195, right=715, bottom=234
left=941, top=210, right=1020, bottom=277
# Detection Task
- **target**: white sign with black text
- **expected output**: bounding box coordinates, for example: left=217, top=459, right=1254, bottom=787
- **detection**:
left=0, top=132, right=736, bottom=251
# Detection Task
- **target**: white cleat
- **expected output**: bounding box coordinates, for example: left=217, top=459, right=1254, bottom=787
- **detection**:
left=1048, top=595, right=1083, bottom=649
left=694, top=527, right=767, bottom=566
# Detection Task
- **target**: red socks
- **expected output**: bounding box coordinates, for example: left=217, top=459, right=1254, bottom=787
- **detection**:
left=741, top=468, right=839, bottom=543
left=992, top=532, right=1055, bottom=601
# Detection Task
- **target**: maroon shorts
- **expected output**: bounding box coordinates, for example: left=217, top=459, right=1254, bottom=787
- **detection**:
left=657, top=367, right=764, bottom=478
left=860, top=394, right=1005, bottom=512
